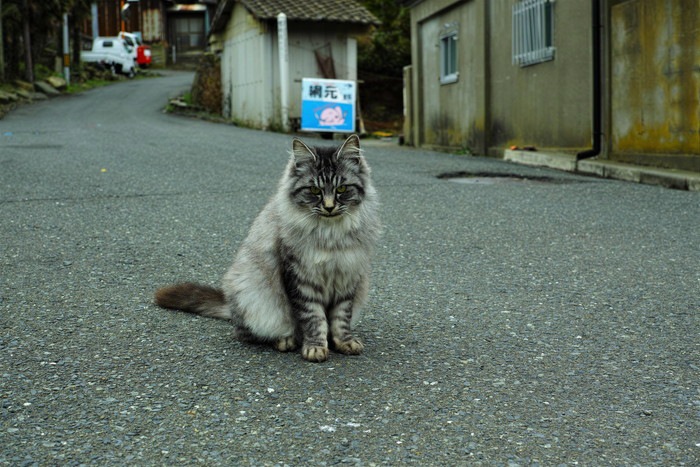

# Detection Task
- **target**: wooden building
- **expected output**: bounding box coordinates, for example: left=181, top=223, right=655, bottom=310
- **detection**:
left=209, top=0, right=378, bottom=131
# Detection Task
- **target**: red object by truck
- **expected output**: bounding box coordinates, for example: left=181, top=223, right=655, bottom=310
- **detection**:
left=119, top=32, right=152, bottom=68
left=136, top=44, right=152, bottom=68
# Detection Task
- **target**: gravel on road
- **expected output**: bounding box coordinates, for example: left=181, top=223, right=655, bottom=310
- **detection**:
left=1, top=72, right=698, bottom=466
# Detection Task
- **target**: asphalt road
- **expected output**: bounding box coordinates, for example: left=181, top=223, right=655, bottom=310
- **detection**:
left=1, top=71, right=698, bottom=466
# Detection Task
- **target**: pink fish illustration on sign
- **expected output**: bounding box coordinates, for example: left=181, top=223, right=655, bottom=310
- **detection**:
left=316, top=106, right=346, bottom=126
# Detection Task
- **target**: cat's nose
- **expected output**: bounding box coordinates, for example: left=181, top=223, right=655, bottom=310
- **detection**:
left=322, top=196, right=335, bottom=212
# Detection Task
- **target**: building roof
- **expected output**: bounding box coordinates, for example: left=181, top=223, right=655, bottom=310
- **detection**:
left=242, top=0, right=379, bottom=24
left=211, top=0, right=380, bottom=33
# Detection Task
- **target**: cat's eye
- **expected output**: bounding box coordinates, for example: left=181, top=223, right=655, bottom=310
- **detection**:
left=336, top=185, right=347, bottom=193
left=309, top=186, right=321, bottom=195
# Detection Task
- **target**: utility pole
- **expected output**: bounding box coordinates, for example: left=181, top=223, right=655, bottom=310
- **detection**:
left=91, top=2, right=99, bottom=38
left=120, top=0, right=125, bottom=33
left=62, top=13, right=70, bottom=85
left=277, top=13, right=290, bottom=132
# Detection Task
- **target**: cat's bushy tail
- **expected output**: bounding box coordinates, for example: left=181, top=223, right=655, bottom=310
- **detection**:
left=154, top=283, right=231, bottom=320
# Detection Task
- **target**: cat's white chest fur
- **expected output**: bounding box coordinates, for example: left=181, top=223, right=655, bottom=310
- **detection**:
left=311, top=248, right=335, bottom=265
left=302, top=243, right=366, bottom=299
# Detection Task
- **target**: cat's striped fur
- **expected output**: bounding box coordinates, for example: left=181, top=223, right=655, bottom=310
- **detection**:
left=155, top=135, right=380, bottom=362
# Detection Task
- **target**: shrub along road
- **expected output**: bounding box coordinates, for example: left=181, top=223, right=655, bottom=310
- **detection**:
left=1, top=71, right=698, bottom=465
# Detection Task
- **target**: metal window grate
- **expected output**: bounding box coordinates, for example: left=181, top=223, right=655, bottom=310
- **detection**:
left=512, top=0, right=555, bottom=67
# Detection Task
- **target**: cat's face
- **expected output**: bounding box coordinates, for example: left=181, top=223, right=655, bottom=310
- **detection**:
left=289, top=135, right=369, bottom=219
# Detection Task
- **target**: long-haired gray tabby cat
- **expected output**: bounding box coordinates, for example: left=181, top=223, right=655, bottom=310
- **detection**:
left=155, top=135, right=380, bottom=362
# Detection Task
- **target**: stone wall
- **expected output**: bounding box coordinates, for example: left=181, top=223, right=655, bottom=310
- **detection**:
left=191, top=53, right=222, bottom=115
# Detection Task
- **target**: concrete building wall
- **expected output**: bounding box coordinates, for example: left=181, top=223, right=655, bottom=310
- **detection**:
left=487, top=0, right=593, bottom=155
left=409, top=0, right=487, bottom=152
left=609, top=0, right=700, bottom=170
left=423, top=1, right=485, bottom=151
left=407, top=0, right=699, bottom=171
left=409, top=0, right=592, bottom=154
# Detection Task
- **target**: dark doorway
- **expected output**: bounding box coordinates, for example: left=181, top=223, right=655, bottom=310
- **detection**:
left=169, top=14, right=205, bottom=52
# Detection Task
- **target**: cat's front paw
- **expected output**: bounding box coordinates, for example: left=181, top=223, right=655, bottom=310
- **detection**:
left=334, top=337, right=364, bottom=355
left=302, top=345, right=329, bottom=362
left=274, top=336, right=297, bottom=352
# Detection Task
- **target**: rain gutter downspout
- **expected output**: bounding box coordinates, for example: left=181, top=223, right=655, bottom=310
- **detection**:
left=577, top=0, right=602, bottom=161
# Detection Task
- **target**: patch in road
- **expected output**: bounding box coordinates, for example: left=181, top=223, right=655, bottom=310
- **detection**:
left=438, top=171, right=585, bottom=185
left=2, top=144, right=64, bottom=150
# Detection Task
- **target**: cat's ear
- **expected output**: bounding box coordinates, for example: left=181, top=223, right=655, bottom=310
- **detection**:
left=292, top=138, right=316, bottom=165
left=337, top=134, right=362, bottom=162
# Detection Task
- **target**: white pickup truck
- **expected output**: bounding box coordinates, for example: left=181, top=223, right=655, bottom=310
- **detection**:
left=81, top=37, right=136, bottom=78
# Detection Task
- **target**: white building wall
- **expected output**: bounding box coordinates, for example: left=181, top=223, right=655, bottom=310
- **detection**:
left=284, top=26, right=356, bottom=120
left=221, top=3, right=273, bottom=128
left=219, top=7, right=364, bottom=129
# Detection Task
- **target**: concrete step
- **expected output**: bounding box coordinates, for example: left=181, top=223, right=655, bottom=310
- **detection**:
left=503, top=149, right=700, bottom=191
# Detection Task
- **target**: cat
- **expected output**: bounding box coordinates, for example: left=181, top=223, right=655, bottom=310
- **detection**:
left=154, top=134, right=381, bottom=362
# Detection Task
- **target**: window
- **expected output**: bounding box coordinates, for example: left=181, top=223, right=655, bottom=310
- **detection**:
left=512, top=0, right=554, bottom=67
left=440, top=32, right=458, bottom=84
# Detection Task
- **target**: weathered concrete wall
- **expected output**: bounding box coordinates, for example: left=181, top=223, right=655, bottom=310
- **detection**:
left=487, top=0, right=593, bottom=155
left=610, top=0, right=700, bottom=169
left=406, top=0, right=698, bottom=170
left=409, top=0, right=591, bottom=154
left=410, top=0, right=487, bottom=152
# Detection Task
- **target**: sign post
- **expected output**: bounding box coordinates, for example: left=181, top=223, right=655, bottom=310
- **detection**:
left=301, top=78, right=356, bottom=133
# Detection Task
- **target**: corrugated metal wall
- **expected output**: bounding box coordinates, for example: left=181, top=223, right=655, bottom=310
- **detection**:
left=221, top=3, right=273, bottom=127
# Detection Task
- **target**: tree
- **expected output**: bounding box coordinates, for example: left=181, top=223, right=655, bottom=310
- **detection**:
left=358, top=0, right=411, bottom=79
left=20, top=0, right=33, bottom=82
left=1, top=0, right=92, bottom=83
left=357, top=0, right=411, bottom=128
left=0, top=0, right=5, bottom=82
